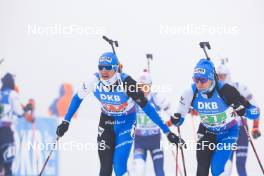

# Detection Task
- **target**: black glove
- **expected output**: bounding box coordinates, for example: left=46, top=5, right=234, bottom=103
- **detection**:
left=170, top=113, right=184, bottom=127
left=234, top=105, right=246, bottom=116
left=252, top=128, right=261, bottom=139
left=167, top=131, right=186, bottom=148
left=23, top=103, right=33, bottom=112
left=56, top=120, right=70, bottom=137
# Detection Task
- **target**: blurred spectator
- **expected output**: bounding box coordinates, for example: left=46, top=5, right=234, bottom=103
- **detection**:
left=49, top=83, right=77, bottom=118
left=0, top=73, right=34, bottom=176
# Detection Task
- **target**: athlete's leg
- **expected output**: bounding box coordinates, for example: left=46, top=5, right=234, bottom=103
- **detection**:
left=196, top=124, right=216, bottom=176
left=236, top=126, right=249, bottom=176
left=134, top=133, right=148, bottom=176
left=211, top=125, right=239, bottom=176
left=134, top=146, right=147, bottom=176
left=113, top=113, right=136, bottom=176
left=150, top=148, right=164, bottom=176
left=149, top=134, right=164, bottom=176
left=97, top=114, right=115, bottom=176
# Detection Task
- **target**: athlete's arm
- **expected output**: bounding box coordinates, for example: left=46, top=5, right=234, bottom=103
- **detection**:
left=123, top=76, right=170, bottom=133
left=57, top=75, right=98, bottom=137
left=64, top=75, right=98, bottom=122
left=220, top=84, right=259, bottom=119
left=170, top=87, right=194, bottom=126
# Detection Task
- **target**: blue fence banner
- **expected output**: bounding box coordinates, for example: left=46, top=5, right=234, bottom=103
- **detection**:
left=13, top=117, right=58, bottom=176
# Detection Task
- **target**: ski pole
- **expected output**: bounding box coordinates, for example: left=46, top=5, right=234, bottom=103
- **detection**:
left=176, top=145, right=179, bottom=176
left=38, top=137, right=59, bottom=176
left=240, top=116, right=264, bottom=174
left=177, top=127, right=187, bottom=176
left=170, top=146, right=183, bottom=176
left=166, top=121, right=183, bottom=176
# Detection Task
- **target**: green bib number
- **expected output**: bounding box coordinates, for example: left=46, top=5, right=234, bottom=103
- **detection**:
left=137, top=114, right=155, bottom=127
left=200, top=112, right=227, bottom=126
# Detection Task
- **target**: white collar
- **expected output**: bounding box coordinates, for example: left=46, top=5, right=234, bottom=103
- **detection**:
left=100, top=72, right=121, bottom=86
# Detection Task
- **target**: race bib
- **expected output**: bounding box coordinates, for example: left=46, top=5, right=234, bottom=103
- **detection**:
left=200, top=112, right=228, bottom=126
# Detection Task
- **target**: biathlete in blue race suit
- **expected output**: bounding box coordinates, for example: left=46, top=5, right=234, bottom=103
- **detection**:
left=56, top=52, right=185, bottom=176
left=169, top=59, right=260, bottom=176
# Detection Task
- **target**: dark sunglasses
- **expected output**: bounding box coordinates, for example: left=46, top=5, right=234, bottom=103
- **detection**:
left=193, top=77, right=209, bottom=84
left=98, top=65, right=114, bottom=71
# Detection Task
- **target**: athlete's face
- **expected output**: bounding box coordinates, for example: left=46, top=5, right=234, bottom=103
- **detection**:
left=217, top=74, right=227, bottom=82
left=138, top=83, right=151, bottom=96
left=99, top=68, right=116, bottom=80
left=194, top=78, right=212, bottom=91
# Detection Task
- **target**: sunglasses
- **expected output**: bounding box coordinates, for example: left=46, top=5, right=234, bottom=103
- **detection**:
left=98, top=65, right=114, bottom=71
left=193, top=77, right=209, bottom=84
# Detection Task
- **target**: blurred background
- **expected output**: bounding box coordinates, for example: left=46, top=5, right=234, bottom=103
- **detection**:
left=0, top=0, right=263, bottom=175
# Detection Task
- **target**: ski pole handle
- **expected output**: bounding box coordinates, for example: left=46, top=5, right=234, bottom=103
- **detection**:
left=199, top=42, right=211, bottom=60
left=102, top=36, right=118, bottom=54
left=102, top=36, right=112, bottom=44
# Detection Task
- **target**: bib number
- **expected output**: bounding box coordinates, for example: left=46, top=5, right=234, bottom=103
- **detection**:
left=200, top=112, right=227, bottom=126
